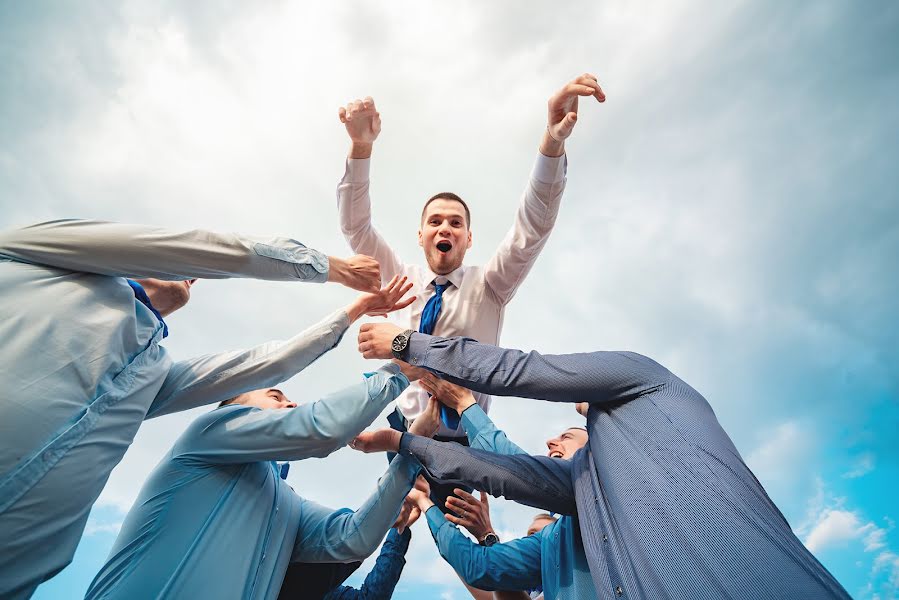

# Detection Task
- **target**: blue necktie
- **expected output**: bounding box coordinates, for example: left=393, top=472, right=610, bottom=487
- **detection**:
left=418, top=282, right=460, bottom=429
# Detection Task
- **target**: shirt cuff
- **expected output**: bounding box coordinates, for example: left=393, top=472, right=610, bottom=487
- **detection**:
left=425, top=505, right=447, bottom=536
left=532, top=153, right=568, bottom=184
left=343, top=158, right=371, bottom=184
left=252, top=241, right=330, bottom=282
left=405, top=332, right=434, bottom=368
left=460, top=404, right=491, bottom=439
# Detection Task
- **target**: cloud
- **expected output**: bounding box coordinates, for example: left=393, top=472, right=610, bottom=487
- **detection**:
left=805, top=509, right=869, bottom=553
left=844, top=454, right=876, bottom=479
left=84, top=519, right=123, bottom=537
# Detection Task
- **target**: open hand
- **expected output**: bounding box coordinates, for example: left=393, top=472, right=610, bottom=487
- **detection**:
left=419, top=373, right=476, bottom=414
left=408, top=397, right=440, bottom=438
left=349, top=428, right=403, bottom=453
left=445, top=489, right=494, bottom=542
left=349, top=275, right=415, bottom=321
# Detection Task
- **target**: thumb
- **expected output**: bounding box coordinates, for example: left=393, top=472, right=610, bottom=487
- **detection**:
left=480, top=490, right=488, bottom=504
left=559, top=112, right=577, bottom=135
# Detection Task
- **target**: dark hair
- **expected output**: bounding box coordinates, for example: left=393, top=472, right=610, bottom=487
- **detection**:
left=421, top=192, right=471, bottom=228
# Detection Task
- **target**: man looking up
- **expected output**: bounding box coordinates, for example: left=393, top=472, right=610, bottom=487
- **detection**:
left=0, top=219, right=386, bottom=599
left=336, top=73, right=605, bottom=437
left=86, top=294, right=434, bottom=600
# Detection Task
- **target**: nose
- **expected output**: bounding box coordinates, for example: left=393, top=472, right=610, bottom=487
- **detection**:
left=284, top=401, right=297, bottom=409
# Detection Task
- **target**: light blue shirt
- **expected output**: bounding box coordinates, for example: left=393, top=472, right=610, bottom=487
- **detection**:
left=0, top=220, right=335, bottom=599
left=86, top=364, right=418, bottom=600
left=425, top=404, right=595, bottom=599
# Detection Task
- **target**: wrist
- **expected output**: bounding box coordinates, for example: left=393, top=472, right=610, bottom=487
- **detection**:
left=327, top=256, right=346, bottom=284
left=539, top=128, right=565, bottom=158
left=344, top=297, right=366, bottom=323
left=349, top=141, right=373, bottom=159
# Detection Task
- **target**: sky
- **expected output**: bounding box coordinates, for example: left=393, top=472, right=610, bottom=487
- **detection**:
left=1, top=1, right=897, bottom=598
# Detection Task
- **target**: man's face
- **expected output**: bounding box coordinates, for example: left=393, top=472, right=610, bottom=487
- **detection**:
left=134, top=278, right=196, bottom=317
left=527, top=516, right=556, bottom=536
left=234, top=388, right=296, bottom=410
left=418, top=199, right=472, bottom=275
left=545, top=427, right=588, bottom=459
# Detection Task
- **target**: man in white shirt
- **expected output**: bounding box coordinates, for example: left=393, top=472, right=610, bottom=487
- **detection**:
left=335, top=73, right=605, bottom=447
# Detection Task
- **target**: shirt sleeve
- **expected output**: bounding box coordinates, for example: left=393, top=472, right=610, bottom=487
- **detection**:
left=323, top=528, right=411, bottom=600
left=426, top=506, right=542, bottom=591
left=482, top=153, right=566, bottom=305
left=291, top=456, right=420, bottom=563
left=461, top=404, right=528, bottom=456
left=336, top=159, right=404, bottom=283
left=400, top=434, right=576, bottom=516
left=171, top=364, right=409, bottom=463
left=406, top=334, right=669, bottom=406
left=0, top=219, right=330, bottom=281
left=148, top=309, right=349, bottom=418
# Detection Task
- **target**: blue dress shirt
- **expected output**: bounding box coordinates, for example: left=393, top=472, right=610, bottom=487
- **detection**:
left=425, top=404, right=595, bottom=599
left=323, top=528, right=411, bottom=599
left=0, top=219, right=332, bottom=599
left=400, top=334, right=852, bottom=599
left=86, top=364, right=417, bottom=600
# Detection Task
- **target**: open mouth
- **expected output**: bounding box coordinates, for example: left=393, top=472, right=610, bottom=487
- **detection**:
left=549, top=450, right=564, bottom=459
left=436, top=241, right=453, bottom=253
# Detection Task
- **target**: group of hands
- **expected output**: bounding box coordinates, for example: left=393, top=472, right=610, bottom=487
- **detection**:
left=336, top=275, right=495, bottom=539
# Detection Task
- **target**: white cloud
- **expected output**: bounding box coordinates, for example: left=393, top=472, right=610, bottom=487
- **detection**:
left=844, top=454, right=876, bottom=479
left=805, top=509, right=868, bottom=553
left=84, top=519, right=123, bottom=537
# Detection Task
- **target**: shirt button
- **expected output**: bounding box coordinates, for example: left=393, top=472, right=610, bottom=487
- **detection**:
left=411, top=357, right=419, bottom=365
left=615, top=586, right=623, bottom=596
left=602, top=534, right=608, bottom=542
left=261, top=553, right=266, bottom=562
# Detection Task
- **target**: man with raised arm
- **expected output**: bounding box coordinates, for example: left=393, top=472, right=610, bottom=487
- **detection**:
left=0, top=219, right=386, bottom=599
left=353, top=325, right=853, bottom=599
left=335, top=73, right=605, bottom=444
left=86, top=292, right=432, bottom=600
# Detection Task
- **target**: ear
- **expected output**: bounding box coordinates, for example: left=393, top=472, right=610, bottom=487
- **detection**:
left=418, top=229, right=423, bottom=248
left=466, top=230, right=472, bottom=249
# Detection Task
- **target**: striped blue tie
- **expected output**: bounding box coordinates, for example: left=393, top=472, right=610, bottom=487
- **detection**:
left=418, top=282, right=460, bottom=429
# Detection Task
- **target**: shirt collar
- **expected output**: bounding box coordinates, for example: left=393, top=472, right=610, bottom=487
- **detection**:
left=425, top=265, right=465, bottom=289
left=127, top=279, right=169, bottom=338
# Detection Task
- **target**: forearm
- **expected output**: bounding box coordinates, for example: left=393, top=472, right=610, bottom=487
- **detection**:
left=401, top=435, right=576, bottom=515
left=426, top=507, right=542, bottom=591
left=406, top=335, right=668, bottom=405
left=462, top=405, right=527, bottom=456
left=336, top=161, right=402, bottom=278
left=349, top=528, right=410, bottom=600
left=0, top=219, right=329, bottom=281
left=149, top=309, right=350, bottom=417
left=174, top=365, right=409, bottom=463
left=293, top=455, right=420, bottom=562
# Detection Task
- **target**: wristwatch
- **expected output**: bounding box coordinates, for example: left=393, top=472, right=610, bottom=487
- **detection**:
left=479, top=532, right=499, bottom=547
left=391, top=329, right=414, bottom=359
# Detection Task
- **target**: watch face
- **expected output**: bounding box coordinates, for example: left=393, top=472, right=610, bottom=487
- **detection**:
left=483, top=533, right=499, bottom=547
left=391, top=335, right=406, bottom=353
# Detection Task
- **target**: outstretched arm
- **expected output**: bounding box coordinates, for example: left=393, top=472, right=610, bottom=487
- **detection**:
left=172, top=364, right=409, bottom=463
left=150, top=277, right=414, bottom=417
left=0, top=219, right=380, bottom=292
left=322, top=528, right=411, bottom=600
left=484, top=74, right=605, bottom=304
left=336, top=97, right=404, bottom=282
left=291, top=456, right=419, bottom=563
left=352, top=429, right=576, bottom=515
left=359, top=325, right=669, bottom=405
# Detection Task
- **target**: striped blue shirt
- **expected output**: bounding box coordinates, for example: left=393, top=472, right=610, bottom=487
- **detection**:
left=400, top=334, right=851, bottom=599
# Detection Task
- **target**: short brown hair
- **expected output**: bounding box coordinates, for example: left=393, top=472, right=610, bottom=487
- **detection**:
left=421, top=192, right=471, bottom=228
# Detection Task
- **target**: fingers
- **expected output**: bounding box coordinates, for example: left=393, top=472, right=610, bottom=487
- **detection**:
left=392, top=295, right=416, bottom=311
left=479, top=490, right=488, bottom=504
left=338, top=106, right=347, bottom=123
left=453, top=488, right=478, bottom=504
left=572, top=72, right=605, bottom=102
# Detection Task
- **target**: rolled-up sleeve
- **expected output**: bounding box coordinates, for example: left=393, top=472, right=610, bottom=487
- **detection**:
left=0, top=219, right=329, bottom=281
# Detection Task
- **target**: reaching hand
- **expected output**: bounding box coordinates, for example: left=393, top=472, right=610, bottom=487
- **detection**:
left=327, top=254, right=381, bottom=293
left=392, top=359, right=429, bottom=382
left=445, top=489, right=495, bottom=542
left=358, top=322, right=404, bottom=359
left=347, top=275, right=415, bottom=322
left=340, top=97, right=381, bottom=158
left=407, top=476, right=434, bottom=512
left=546, top=73, right=605, bottom=145
left=349, top=428, right=403, bottom=453
left=408, top=396, right=440, bottom=438
left=419, top=373, right=476, bottom=414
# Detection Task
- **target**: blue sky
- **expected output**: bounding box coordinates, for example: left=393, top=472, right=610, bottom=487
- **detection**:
left=2, top=1, right=897, bottom=598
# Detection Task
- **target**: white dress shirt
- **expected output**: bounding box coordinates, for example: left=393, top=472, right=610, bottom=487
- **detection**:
left=337, top=153, right=567, bottom=435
